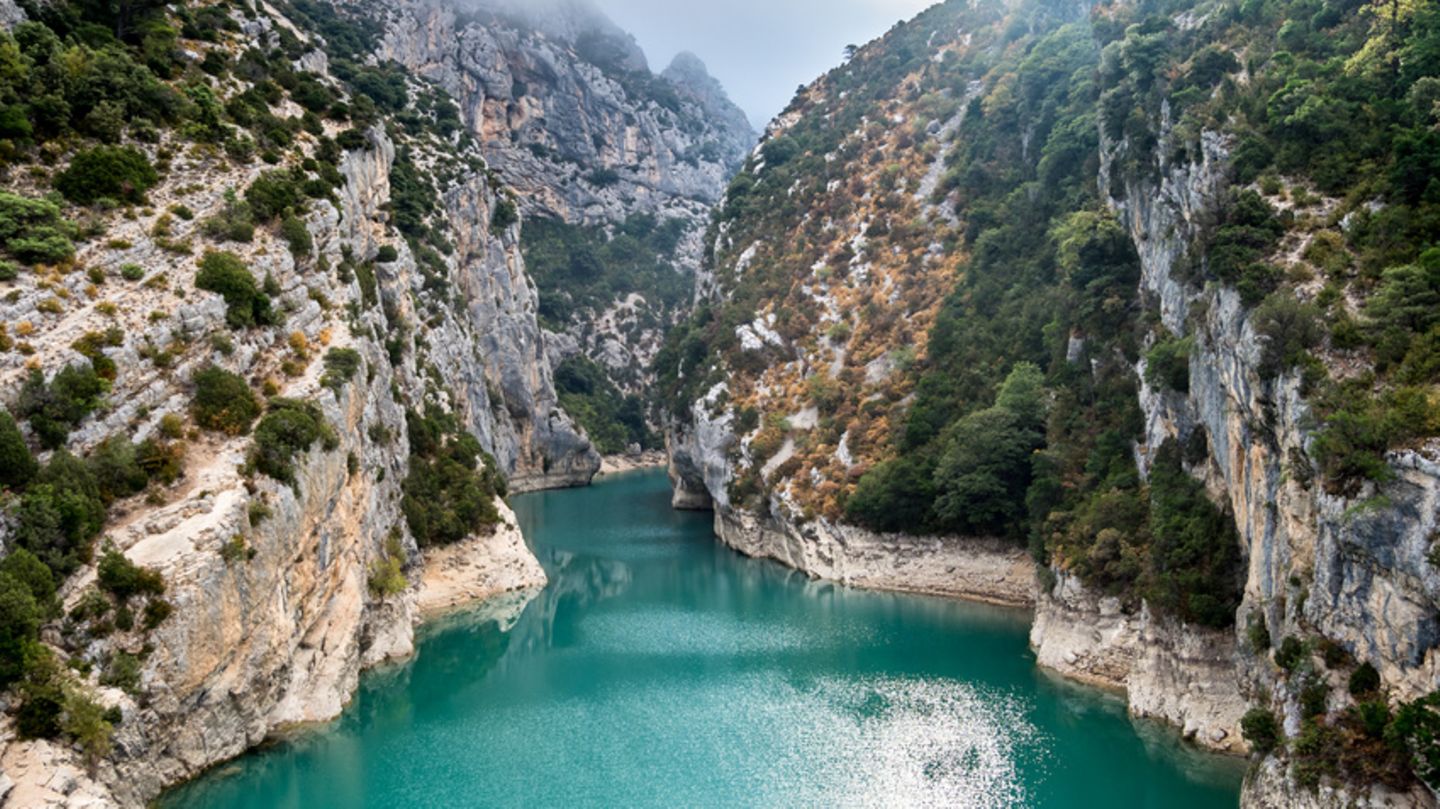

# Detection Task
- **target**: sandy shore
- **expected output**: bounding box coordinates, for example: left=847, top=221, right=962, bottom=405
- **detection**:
left=597, top=450, right=668, bottom=476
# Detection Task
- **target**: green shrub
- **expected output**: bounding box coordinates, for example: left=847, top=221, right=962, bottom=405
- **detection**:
left=120, top=263, right=145, bottom=281
left=0, top=549, right=56, bottom=614
left=352, top=259, right=378, bottom=307
left=1309, top=381, right=1440, bottom=493
left=247, top=499, right=272, bottom=526
left=1388, top=693, right=1440, bottom=790
left=13, top=451, right=106, bottom=577
left=96, top=547, right=164, bottom=602
left=136, top=437, right=184, bottom=484
left=195, top=251, right=274, bottom=328
left=401, top=409, right=503, bottom=547
left=142, top=597, right=173, bottom=629
left=200, top=193, right=256, bottom=242
left=1144, top=439, right=1243, bottom=627
left=0, top=191, right=75, bottom=264
left=586, top=168, right=620, bottom=187
left=931, top=364, right=1048, bottom=535
left=491, top=198, right=519, bottom=232
left=219, top=534, right=254, bottom=564
left=1248, top=616, right=1272, bottom=653
left=99, top=651, right=141, bottom=693
left=1276, top=636, right=1306, bottom=672
left=1241, top=706, right=1281, bottom=754
left=845, top=454, right=938, bottom=533
left=320, top=348, right=362, bottom=391
left=15, top=650, right=65, bottom=739
left=1350, top=662, right=1381, bottom=697
left=17, top=365, right=106, bottom=449
left=86, top=436, right=149, bottom=504
left=244, top=170, right=305, bottom=221
left=60, top=687, right=114, bottom=768
left=0, top=571, right=41, bottom=686
left=280, top=215, right=312, bottom=257
left=54, top=146, right=158, bottom=204
left=191, top=365, right=259, bottom=435
left=1318, top=637, right=1350, bottom=669
left=375, top=244, right=398, bottom=263
left=249, top=398, right=337, bottom=485
left=1144, top=336, right=1193, bottom=393
left=1299, top=679, right=1330, bottom=718
left=0, top=409, right=38, bottom=489
left=1205, top=191, right=1285, bottom=290
left=1253, top=294, right=1324, bottom=378
left=367, top=534, right=408, bottom=598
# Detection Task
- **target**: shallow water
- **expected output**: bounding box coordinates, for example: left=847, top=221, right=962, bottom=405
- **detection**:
left=161, top=469, right=1243, bottom=808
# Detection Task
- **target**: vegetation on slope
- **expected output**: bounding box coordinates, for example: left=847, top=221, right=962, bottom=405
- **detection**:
left=523, top=215, right=691, bottom=333
left=553, top=356, right=658, bottom=455
left=659, top=0, right=1440, bottom=792
left=0, top=0, right=512, bottom=766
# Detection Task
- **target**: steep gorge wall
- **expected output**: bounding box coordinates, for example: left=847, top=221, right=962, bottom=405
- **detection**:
left=1089, top=78, right=1440, bottom=800
left=378, top=0, right=754, bottom=395
left=0, top=1, right=621, bottom=803
left=664, top=0, right=1440, bottom=793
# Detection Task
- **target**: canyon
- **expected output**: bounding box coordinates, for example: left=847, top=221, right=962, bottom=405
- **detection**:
left=1, top=0, right=1438, bottom=805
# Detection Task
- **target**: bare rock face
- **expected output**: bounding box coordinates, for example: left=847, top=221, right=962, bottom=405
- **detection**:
left=0, top=2, right=603, bottom=803
left=661, top=51, right=755, bottom=158
left=379, top=0, right=754, bottom=395
left=1242, top=758, right=1432, bottom=808
left=0, top=0, right=23, bottom=30
left=716, top=509, right=1034, bottom=606
left=1030, top=575, right=1247, bottom=754
left=379, top=0, right=752, bottom=226
left=1099, top=96, right=1440, bottom=794
left=417, top=500, right=548, bottom=619
left=327, top=126, right=599, bottom=492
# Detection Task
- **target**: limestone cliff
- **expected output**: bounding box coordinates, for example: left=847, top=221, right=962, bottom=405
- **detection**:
left=377, top=0, right=753, bottom=397
left=0, top=0, right=616, bottom=802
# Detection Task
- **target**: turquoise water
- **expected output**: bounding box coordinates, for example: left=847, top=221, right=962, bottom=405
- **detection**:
left=162, top=469, right=1243, bottom=808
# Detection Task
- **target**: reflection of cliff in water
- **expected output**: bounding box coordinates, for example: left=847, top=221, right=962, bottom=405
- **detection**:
left=516, top=547, right=636, bottom=652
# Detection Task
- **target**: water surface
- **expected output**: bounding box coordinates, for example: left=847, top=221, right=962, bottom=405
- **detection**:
left=163, top=469, right=1243, bottom=807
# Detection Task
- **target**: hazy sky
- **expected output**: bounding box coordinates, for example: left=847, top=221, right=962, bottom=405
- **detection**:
left=593, top=0, right=938, bottom=130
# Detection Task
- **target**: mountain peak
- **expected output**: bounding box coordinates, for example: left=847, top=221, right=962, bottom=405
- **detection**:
left=662, top=52, right=755, bottom=144
left=482, top=0, right=649, bottom=72
left=663, top=51, right=711, bottom=81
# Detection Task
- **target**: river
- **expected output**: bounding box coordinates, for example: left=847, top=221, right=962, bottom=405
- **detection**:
left=161, top=468, right=1244, bottom=807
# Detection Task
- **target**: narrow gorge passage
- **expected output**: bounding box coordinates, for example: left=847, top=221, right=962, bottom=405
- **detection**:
left=161, top=470, right=1243, bottom=808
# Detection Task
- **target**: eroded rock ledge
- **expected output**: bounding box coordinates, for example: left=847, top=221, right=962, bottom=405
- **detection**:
left=713, top=509, right=1035, bottom=607
left=1030, top=574, right=1248, bottom=753
left=416, top=501, right=548, bottom=620
left=0, top=506, right=547, bottom=809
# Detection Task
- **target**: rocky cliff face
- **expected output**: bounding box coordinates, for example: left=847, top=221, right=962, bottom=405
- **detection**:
left=1086, top=58, right=1440, bottom=801
left=376, top=0, right=752, bottom=397
left=379, top=0, right=752, bottom=225
left=329, top=128, right=598, bottom=492
left=663, top=0, right=1046, bottom=613
left=0, top=0, right=618, bottom=802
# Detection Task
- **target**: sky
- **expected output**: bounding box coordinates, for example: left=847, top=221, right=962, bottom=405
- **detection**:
left=592, top=0, right=939, bottom=130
